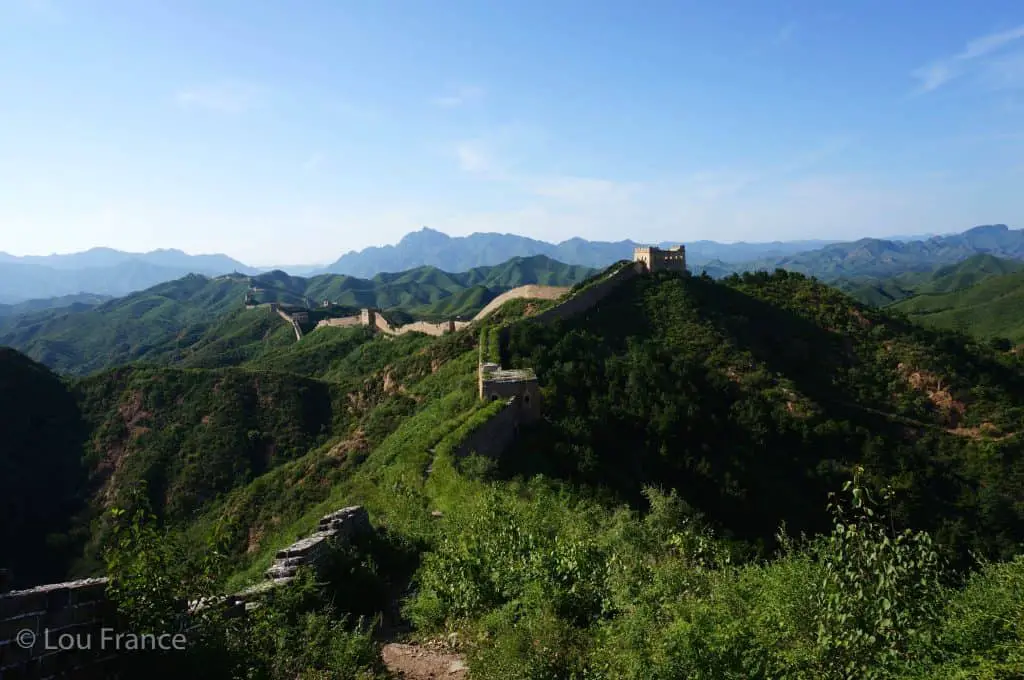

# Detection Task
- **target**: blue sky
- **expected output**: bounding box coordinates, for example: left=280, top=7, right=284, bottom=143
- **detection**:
left=1, top=0, right=1023, bottom=265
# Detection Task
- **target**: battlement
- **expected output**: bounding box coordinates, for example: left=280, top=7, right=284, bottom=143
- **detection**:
left=633, top=244, right=687, bottom=273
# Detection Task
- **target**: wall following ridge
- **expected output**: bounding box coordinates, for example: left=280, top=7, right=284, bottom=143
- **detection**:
left=274, top=307, right=304, bottom=341
left=262, top=507, right=371, bottom=584
left=0, top=578, right=115, bottom=679
left=312, top=309, right=471, bottom=338
left=526, top=262, right=642, bottom=326
left=0, top=507, right=372, bottom=679
left=451, top=398, right=523, bottom=460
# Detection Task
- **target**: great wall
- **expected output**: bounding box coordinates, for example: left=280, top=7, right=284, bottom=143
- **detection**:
left=0, top=246, right=686, bottom=679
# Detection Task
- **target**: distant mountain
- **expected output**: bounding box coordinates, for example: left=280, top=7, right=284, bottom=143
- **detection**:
left=683, top=239, right=842, bottom=263
left=0, top=248, right=258, bottom=304
left=0, top=293, right=111, bottom=318
left=883, top=262, right=1024, bottom=344
left=255, top=264, right=327, bottom=276
left=0, top=247, right=254, bottom=272
left=0, top=255, right=596, bottom=375
left=319, top=228, right=631, bottom=276
left=319, top=227, right=828, bottom=277
left=835, top=254, right=1024, bottom=307
left=725, top=224, right=1024, bottom=280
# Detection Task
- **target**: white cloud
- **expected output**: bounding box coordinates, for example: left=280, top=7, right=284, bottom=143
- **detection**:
left=175, top=82, right=267, bottom=113
left=455, top=141, right=490, bottom=173
left=432, top=85, right=485, bottom=108
left=912, top=24, right=1024, bottom=93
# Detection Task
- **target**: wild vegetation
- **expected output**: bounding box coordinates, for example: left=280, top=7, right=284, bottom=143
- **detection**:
left=0, top=255, right=593, bottom=376
left=835, top=254, right=1024, bottom=344
left=2, top=261, right=1023, bottom=677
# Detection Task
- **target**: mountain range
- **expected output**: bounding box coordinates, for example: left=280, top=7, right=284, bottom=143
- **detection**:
left=318, top=226, right=841, bottom=276
left=0, top=248, right=256, bottom=304
left=0, top=255, right=594, bottom=375
left=712, top=224, right=1024, bottom=280
left=2, top=224, right=1021, bottom=305
left=3, top=258, right=1022, bottom=678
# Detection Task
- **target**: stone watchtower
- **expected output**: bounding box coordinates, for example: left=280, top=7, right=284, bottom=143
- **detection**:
left=478, top=363, right=541, bottom=423
left=633, top=245, right=687, bottom=273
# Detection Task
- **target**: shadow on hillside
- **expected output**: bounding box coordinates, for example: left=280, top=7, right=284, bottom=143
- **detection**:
left=0, top=349, right=91, bottom=589
left=492, top=273, right=1000, bottom=558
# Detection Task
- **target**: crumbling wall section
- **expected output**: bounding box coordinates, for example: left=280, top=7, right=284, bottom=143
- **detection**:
left=0, top=578, right=115, bottom=679
left=0, top=506, right=372, bottom=678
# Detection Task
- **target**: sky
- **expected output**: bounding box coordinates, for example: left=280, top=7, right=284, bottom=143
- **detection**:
left=1, top=1, right=1023, bottom=266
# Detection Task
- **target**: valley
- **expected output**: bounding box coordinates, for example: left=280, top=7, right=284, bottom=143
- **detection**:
left=2, top=247, right=1023, bottom=678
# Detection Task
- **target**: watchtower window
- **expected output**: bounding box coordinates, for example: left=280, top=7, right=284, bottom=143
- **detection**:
left=490, top=394, right=499, bottom=402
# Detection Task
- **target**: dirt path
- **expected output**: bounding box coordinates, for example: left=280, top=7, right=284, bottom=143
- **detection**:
left=381, top=643, right=468, bottom=679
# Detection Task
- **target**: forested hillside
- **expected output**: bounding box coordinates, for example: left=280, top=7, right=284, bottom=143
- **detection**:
left=832, top=255, right=1024, bottom=344
left=2, top=264, right=1023, bottom=678
left=727, top=224, right=1024, bottom=281
left=501, top=270, right=1024, bottom=564
left=0, top=255, right=594, bottom=376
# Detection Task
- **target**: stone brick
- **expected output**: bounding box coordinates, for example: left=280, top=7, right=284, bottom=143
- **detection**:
left=42, top=588, right=70, bottom=613
left=0, top=613, right=42, bottom=640
left=67, top=580, right=107, bottom=605
left=70, top=603, right=96, bottom=626
left=0, top=593, right=46, bottom=620
left=0, top=636, right=35, bottom=668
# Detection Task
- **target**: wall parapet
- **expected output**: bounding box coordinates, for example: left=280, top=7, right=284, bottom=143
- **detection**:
left=263, top=506, right=371, bottom=584
left=0, top=577, right=115, bottom=678
left=0, top=507, right=372, bottom=678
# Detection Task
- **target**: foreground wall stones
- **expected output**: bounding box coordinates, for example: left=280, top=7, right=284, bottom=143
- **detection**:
left=0, top=506, right=371, bottom=679
left=452, top=398, right=525, bottom=461
left=0, top=578, right=115, bottom=679
left=263, top=506, right=371, bottom=584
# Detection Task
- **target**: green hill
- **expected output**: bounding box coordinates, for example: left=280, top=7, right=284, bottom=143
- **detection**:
left=0, top=255, right=596, bottom=376
left=733, top=224, right=1024, bottom=281
left=889, top=269, right=1024, bottom=343
left=837, top=254, right=1024, bottom=306
left=0, top=349, right=88, bottom=588
left=4, top=265, right=1024, bottom=677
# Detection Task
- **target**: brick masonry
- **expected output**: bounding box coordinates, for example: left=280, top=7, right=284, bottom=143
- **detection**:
left=0, top=507, right=371, bottom=679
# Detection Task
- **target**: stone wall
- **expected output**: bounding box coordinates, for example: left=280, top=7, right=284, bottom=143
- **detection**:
left=0, top=578, right=115, bottom=679
left=519, top=262, right=641, bottom=327
left=451, top=397, right=525, bottom=461
left=0, top=506, right=372, bottom=679
left=390, top=320, right=472, bottom=337
left=275, top=307, right=305, bottom=341
left=262, top=506, right=371, bottom=584
left=315, top=316, right=363, bottom=330
left=471, top=285, right=571, bottom=322
left=310, top=310, right=470, bottom=338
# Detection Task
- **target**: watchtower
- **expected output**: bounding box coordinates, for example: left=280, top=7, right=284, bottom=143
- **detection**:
left=479, top=363, right=541, bottom=423
left=633, top=245, right=687, bottom=273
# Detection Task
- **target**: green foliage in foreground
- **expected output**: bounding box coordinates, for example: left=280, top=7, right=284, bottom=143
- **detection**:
left=103, top=494, right=389, bottom=679
left=406, top=467, right=1022, bottom=679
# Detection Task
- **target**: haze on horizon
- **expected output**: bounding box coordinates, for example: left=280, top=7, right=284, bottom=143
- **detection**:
left=2, top=0, right=1023, bottom=266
